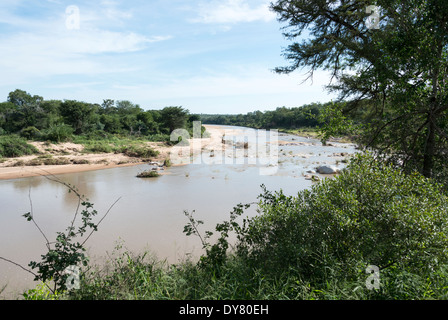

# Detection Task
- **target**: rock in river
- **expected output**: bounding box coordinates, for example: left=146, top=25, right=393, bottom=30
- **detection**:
left=316, top=165, right=340, bottom=174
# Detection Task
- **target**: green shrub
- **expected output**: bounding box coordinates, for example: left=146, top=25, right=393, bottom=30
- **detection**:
left=0, top=135, right=39, bottom=158
left=72, top=159, right=90, bottom=165
left=43, top=124, right=74, bottom=143
left=136, top=170, right=160, bottom=178
left=20, top=126, right=42, bottom=140
left=26, top=157, right=71, bottom=166
left=233, top=153, right=448, bottom=285
left=146, top=133, right=171, bottom=142
left=84, top=130, right=111, bottom=140
left=120, top=145, right=159, bottom=158
left=163, top=159, right=172, bottom=167
left=23, top=282, right=62, bottom=300
left=84, top=142, right=115, bottom=154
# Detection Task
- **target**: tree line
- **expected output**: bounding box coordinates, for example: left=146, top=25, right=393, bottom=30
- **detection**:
left=199, top=100, right=375, bottom=140
left=199, top=102, right=328, bottom=130
left=0, top=89, right=198, bottom=142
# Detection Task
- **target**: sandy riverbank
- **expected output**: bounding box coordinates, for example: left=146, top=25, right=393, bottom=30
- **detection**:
left=0, top=125, right=337, bottom=181
left=0, top=140, right=173, bottom=181
left=0, top=125, right=227, bottom=181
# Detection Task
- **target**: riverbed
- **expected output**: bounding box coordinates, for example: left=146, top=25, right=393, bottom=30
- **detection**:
left=0, top=125, right=357, bottom=298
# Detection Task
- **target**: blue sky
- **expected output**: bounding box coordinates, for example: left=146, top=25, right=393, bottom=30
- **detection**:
left=0, top=0, right=336, bottom=114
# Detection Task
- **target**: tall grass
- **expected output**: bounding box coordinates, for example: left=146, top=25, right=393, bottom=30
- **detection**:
left=63, top=248, right=448, bottom=301
left=68, top=250, right=314, bottom=300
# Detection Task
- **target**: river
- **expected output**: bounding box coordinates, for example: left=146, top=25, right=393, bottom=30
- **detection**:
left=0, top=125, right=357, bottom=298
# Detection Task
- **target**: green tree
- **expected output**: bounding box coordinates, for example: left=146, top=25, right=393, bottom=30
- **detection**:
left=39, top=100, right=63, bottom=129
left=161, top=106, right=189, bottom=133
left=100, top=114, right=123, bottom=134
left=116, top=100, right=142, bottom=116
left=271, top=0, right=448, bottom=180
left=0, top=101, right=17, bottom=133
left=59, top=100, right=97, bottom=135
left=5, top=90, right=45, bottom=132
left=100, top=99, right=116, bottom=114
left=8, top=89, right=43, bottom=107
left=137, top=111, right=157, bottom=134
left=120, top=114, right=138, bottom=135
left=44, top=124, right=74, bottom=143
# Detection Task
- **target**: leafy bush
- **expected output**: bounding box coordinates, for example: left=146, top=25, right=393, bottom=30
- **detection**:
left=72, top=159, right=90, bottom=165
left=84, top=141, right=115, bottom=154
left=22, top=282, right=62, bottom=300
left=0, top=135, right=39, bottom=158
left=20, top=126, right=42, bottom=140
left=83, top=130, right=111, bottom=140
left=136, top=170, right=160, bottom=178
left=43, top=124, right=74, bottom=143
left=19, top=177, right=121, bottom=294
left=234, top=153, right=448, bottom=286
left=25, top=157, right=71, bottom=166
left=119, top=145, right=159, bottom=158
left=146, top=133, right=171, bottom=142
left=163, top=159, right=172, bottom=167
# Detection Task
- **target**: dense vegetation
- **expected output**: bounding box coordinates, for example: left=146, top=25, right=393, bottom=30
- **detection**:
left=0, top=89, right=200, bottom=148
left=200, top=99, right=387, bottom=145
left=200, top=102, right=325, bottom=130
left=21, top=153, right=448, bottom=300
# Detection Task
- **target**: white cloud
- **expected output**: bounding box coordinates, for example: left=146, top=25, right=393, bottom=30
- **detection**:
left=97, top=0, right=134, bottom=23
left=0, top=29, right=166, bottom=80
left=46, top=82, right=104, bottom=89
left=59, top=31, right=169, bottom=54
left=69, top=67, right=334, bottom=110
left=146, top=69, right=330, bottom=100
left=192, top=0, right=276, bottom=24
left=0, top=2, right=171, bottom=84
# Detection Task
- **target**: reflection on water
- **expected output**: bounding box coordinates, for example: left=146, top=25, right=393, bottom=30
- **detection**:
left=0, top=126, right=357, bottom=298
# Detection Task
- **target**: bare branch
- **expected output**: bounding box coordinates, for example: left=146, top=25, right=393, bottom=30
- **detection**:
left=81, top=197, right=122, bottom=246
left=0, top=257, right=36, bottom=278
left=27, top=187, right=51, bottom=249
